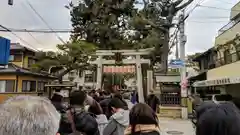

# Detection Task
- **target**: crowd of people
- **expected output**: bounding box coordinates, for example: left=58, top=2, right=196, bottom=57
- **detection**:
left=0, top=89, right=240, bottom=135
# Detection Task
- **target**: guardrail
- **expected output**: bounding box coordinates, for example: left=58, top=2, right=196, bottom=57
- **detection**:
left=159, top=93, right=181, bottom=106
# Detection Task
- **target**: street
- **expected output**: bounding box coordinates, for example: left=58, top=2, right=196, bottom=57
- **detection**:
left=159, top=118, right=195, bottom=135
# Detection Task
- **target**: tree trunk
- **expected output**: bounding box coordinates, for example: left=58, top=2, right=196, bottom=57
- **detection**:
left=57, top=68, right=74, bottom=84
left=160, top=30, right=169, bottom=74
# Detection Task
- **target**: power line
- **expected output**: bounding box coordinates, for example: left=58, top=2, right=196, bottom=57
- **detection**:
left=198, top=5, right=240, bottom=11
left=0, top=24, right=38, bottom=51
left=188, top=20, right=228, bottom=23
left=26, top=31, right=45, bottom=46
left=185, top=0, right=206, bottom=19
left=0, top=28, right=72, bottom=33
left=26, top=0, right=66, bottom=44
left=215, top=0, right=235, bottom=5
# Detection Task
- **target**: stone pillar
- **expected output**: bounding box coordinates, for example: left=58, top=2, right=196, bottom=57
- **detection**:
left=96, top=56, right=103, bottom=89
left=136, top=55, right=144, bottom=103
left=147, top=70, right=153, bottom=95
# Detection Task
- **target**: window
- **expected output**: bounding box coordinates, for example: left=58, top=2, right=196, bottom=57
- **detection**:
left=0, top=80, right=15, bottom=92
left=28, top=58, right=35, bottom=68
left=224, top=49, right=232, bottom=64
left=22, top=80, right=36, bottom=92
left=9, top=55, right=14, bottom=61
left=13, top=54, right=22, bottom=62
left=84, top=74, right=94, bottom=82
left=37, top=81, right=45, bottom=91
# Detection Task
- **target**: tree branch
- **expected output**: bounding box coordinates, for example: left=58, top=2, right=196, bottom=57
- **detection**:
left=173, top=0, right=184, bottom=6
left=176, top=0, right=194, bottom=11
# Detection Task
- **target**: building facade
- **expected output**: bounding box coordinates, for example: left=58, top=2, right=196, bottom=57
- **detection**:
left=192, top=2, right=240, bottom=98
left=0, top=43, right=56, bottom=102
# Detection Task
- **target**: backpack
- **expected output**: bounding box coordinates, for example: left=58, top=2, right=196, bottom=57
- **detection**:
left=67, top=109, right=100, bottom=135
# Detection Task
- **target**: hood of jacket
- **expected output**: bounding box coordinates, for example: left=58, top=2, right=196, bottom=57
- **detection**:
left=96, top=114, right=108, bottom=124
left=110, top=109, right=129, bottom=127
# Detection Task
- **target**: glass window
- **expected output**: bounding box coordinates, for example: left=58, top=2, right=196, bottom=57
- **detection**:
left=22, top=80, right=36, bottom=92
left=37, top=81, right=45, bottom=91
left=0, top=80, right=15, bottom=92
left=13, top=54, right=22, bottom=62
left=9, top=55, right=14, bottom=61
left=28, top=58, right=35, bottom=68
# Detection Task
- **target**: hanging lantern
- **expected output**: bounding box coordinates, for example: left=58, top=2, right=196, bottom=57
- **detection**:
left=115, top=52, right=123, bottom=65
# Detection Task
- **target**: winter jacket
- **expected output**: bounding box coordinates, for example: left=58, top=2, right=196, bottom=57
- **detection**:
left=124, top=124, right=160, bottom=135
left=96, top=114, right=108, bottom=135
left=73, top=108, right=100, bottom=135
left=147, top=95, right=160, bottom=112
left=100, top=98, right=112, bottom=119
left=58, top=107, right=100, bottom=135
left=103, top=109, right=129, bottom=135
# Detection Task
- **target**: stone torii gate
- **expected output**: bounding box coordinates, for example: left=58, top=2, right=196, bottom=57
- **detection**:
left=90, top=48, right=153, bottom=103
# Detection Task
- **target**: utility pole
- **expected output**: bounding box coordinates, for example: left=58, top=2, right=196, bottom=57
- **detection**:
left=179, top=9, right=188, bottom=119
left=175, top=35, right=179, bottom=59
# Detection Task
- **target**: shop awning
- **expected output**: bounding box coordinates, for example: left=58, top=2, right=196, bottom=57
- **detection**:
left=193, top=77, right=240, bottom=87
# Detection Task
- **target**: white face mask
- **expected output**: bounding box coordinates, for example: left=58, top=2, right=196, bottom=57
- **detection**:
left=85, top=105, right=90, bottom=111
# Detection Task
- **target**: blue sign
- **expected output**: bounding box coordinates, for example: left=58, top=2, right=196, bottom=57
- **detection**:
left=169, top=59, right=185, bottom=68
left=0, top=37, right=10, bottom=65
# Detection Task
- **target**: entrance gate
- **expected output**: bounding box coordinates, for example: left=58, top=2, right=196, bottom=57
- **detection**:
left=90, top=48, right=153, bottom=103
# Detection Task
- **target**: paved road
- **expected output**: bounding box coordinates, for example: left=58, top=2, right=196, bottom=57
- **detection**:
left=159, top=118, right=195, bottom=135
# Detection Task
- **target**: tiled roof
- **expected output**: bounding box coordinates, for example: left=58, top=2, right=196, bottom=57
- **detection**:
left=10, top=43, right=36, bottom=52
left=0, top=63, right=56, bottom=79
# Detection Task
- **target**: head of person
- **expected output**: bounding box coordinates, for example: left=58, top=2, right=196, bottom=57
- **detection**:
left=129, top=103, right=158, bottom=133
left=88, top=102, right=103, bottom=115
left=51, top=93, right=64, bottom=103
left=114, top=93, right=123, bottom=100
left=108, top=97, right=125, bottom=114
left=0, top=96, right=61, bottom=135
left=196, top=102, right=240, bottom=135
left=196, top=101, right=217, bottom=120
left=69, top=90, right=87, bottom=106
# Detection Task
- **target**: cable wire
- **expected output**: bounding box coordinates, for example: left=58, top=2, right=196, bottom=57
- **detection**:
left=26, top=0, right=66, bottom=44
left=26, top=30, right=45, bottom=46
left=0, top=28, right=72, bottom=33
left=197, top=5, right=240, bottom=11
left=215, top=0, right=235, bottom=5
left=0, top=24, right=38, bottom=51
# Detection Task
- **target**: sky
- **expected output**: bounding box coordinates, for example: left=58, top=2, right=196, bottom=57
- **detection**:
left=0, top=0, right=239, bottom=54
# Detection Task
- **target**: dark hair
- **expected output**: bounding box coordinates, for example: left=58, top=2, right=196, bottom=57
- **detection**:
left=108, top=98, right=125, bottom=111
left=51, top=93, right=63, bottom=102
left=130, top=103, right=158, bottom=134
left=196, top=102, right=240, bottom=135
left=88, top=101, right=103, bottom=115
left=69, top=90, right=86, bottom=105
left=196, top=101, right=217, bottom=120
left=103, top=91, right=110, bottom=96
left=114, top=93, right=128, bottom=110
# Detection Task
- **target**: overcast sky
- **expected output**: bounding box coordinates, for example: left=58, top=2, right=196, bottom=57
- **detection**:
left=0, top=0, right=239, bottom=54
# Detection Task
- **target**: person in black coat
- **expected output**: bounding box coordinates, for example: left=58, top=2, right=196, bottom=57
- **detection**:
left=60, top=91, right=100, bottom=135
left=124, top=103, right=160, bottom=135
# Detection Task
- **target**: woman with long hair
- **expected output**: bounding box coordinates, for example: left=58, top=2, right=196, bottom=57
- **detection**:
left=125, top=103, right=160, bottom=135
left=88, top=100, right=108, bottom=135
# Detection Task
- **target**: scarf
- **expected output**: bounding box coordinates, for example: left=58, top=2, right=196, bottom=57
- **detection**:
left=124, top=124, right=160, bottom=135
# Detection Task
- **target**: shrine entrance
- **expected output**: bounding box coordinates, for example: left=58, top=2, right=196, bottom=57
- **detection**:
left=90, top=48, right=153, bottom=103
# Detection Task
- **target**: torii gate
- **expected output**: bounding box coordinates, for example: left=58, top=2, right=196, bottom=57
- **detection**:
left=90, top=48, right=153, bottom=103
